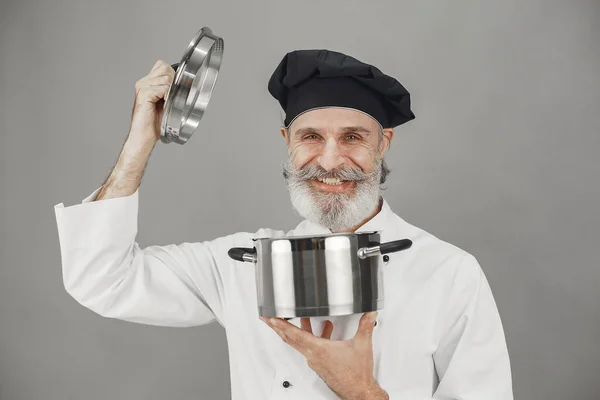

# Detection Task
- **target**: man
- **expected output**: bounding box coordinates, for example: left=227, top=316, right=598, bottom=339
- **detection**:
left=54, top=49, right=513, bottom=399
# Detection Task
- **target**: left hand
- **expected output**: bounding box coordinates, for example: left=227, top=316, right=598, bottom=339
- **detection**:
left=261, top=312, right=389, bottom=400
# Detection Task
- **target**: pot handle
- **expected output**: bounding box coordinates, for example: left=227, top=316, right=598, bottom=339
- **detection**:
left=357, top=239, right=412, bottom=259
left=228, top=247, right=257, bottom=263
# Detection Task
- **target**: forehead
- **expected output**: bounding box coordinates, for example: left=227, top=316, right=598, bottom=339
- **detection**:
left=289, top=107, right=380, bottom=133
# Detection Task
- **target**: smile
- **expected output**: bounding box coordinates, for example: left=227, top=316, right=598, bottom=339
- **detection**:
left=312, top=178, right=355, bottom=193
left=316, top=177, right=346, bottom=186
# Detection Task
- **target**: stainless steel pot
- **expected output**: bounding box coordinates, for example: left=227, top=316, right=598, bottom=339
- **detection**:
left=160, top=27, right=224, bottom=145
left=228, top=232, right=412, bottom=318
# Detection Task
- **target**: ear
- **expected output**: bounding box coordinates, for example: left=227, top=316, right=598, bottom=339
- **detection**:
left=379, top=128, right=394, bottom=156
left=280, top=126, right=288, bottom=140
left=281, top=126, right=293, bottom=151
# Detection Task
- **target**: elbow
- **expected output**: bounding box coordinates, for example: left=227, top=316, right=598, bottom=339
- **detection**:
left=62, top=272, right=119, bottom=319
left=61, top=249, right=134, bottom=319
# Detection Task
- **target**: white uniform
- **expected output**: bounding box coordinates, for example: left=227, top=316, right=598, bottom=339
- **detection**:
left=54, top=187, right=513, bottom=399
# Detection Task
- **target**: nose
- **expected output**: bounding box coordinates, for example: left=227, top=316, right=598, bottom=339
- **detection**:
left=317, top=138, right=345, bottom=171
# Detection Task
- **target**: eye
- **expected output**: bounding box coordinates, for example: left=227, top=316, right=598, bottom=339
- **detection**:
left=345, top=134, right=360, bottom=141
left=303, top=134, right=320, bottom=140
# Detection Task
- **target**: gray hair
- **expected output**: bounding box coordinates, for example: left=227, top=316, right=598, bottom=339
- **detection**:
left=377, top=126, right=391, bottom=185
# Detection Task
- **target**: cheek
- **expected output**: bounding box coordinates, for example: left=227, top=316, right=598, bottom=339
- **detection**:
left=290, top=144, right=319, bottom=168
left=346, top=147, right=378, bottom=171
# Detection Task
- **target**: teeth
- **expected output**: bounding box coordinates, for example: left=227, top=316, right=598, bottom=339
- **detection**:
left=317, top=177, right=344, bottom=185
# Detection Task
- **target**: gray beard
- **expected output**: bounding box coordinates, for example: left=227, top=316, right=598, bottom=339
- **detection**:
left=282, top=158, right=383, bottom=232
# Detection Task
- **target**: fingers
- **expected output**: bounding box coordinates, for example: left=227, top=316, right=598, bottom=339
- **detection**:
left=262, top=318, right=324, bottom=352
left=145, top=75, right=174, bottom=87
left=354, top=312, right=377, bottom=342
left=275, top=319, right=322, bottom=349
left=301, top=318, right=333, bottom=339
left=261, top=318, right=311, bottom=357
left=132, top=60, right=177, bottom=106
left=321, top=320, right=334, bottom=339
left=300, top=318, right=313, bottom=333
left=149, top=63, right=175, bottom=79
left=136, top=60, right=174, bottom=90
left=136, top=73, right=173, bottom=88
left=151, top=59, right=163, bottom=71
left=135, top=85, right=170, bottom=103
left=150, top=59, right=173, bottom=75
left=300, top=318, right=334, bottom=340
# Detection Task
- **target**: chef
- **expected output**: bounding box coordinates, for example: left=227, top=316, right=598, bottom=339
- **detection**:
left=54, top=49, right=513, bottom=399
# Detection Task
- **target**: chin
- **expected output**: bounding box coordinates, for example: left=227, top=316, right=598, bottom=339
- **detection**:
left=286, top=171, right=382, bottom=230
left=290, top=190, right=378, bottom=232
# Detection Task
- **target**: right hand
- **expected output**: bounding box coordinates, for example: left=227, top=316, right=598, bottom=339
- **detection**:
left=129, top=60, right=175, bottom=144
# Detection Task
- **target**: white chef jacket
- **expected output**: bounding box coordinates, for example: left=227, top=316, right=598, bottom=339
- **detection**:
left=54, top=187, right=513, bottom=399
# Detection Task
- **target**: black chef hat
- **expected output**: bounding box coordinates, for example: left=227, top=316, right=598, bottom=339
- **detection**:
left=268, top=49, right=415, bottom=129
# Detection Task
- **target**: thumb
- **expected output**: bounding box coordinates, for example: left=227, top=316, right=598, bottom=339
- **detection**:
left=355, top=311, right=378, bottom=341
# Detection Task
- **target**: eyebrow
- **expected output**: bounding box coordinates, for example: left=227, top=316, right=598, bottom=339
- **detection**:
left=293, top=126, right=373, bottom=138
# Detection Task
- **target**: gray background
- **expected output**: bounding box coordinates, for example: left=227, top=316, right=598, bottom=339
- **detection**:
left=1, top=0, right=599, bottom=399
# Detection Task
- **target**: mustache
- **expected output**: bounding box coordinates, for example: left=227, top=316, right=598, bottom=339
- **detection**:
left=283, top=160, right=378, bottom=182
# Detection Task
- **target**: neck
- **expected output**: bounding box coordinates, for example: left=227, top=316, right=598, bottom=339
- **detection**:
left=332, top=197, right=383, bottom=233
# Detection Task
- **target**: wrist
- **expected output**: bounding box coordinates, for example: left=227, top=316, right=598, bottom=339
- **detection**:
left=354, top=380, right=389, bottom=400
left=367, top=386, right=389, bottom=400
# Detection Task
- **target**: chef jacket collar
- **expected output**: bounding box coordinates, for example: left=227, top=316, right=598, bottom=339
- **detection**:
left=291, top=197, right=401, bottom=237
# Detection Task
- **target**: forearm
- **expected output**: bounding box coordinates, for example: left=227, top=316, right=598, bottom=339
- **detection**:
left=96, top=135, right=156, bottom=201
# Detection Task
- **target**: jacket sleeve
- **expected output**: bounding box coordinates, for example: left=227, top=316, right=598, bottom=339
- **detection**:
left=429, top=253, right=514, bottom=399
left=54, top=186, right=246, bottom=328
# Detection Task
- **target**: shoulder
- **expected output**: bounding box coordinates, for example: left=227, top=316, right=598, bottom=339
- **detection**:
left=389, top=211, right=483, bottom=284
